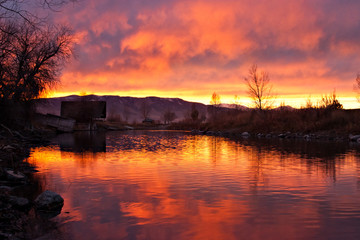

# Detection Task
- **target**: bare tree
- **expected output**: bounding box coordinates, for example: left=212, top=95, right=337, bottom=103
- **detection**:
left=320, top=90, right=343, bottom=110
left=244, top=64, right=274, bottom=110
left=0, top=21, right=73, bottom=101
left=233, top=95, right=241, bottom=110
left=0, top=0, right=76, bottom=22
left=190, top=103, right=199, bottom=122
left=0, top=0, right=76, bottom=102
left=140, top=100, right=151, bottom=120
left=210, top=92, right=221, bottom=107
left=0, top=0, right=75, bottom=127
left=354, top=73, right=360, bottom=103
left=304, top=95, right=314, bottom=109
left=209, top=92, right=221, bottom=121
left=163, top=109, right=176, bottom=124
left=123, top=105, right=130, bottom=123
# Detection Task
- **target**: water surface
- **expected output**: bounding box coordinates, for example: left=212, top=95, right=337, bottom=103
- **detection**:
left=27, top=131, right=360, bottom=240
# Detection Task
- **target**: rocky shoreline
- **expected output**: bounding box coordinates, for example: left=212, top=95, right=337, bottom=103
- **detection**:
left=190, top=129, right=360, bottom=143
left=102, top=123, right=360, bottom=143
left=0, top=127, right=64, bottom=239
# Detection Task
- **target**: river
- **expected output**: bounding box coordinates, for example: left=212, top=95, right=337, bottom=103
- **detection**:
left=26, top=131, right=360, bottom=240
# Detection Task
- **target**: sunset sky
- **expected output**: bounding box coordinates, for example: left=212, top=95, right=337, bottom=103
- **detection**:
left=47, top=0, right=360, bottom=108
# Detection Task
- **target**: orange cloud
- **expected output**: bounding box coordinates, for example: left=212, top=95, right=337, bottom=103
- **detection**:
left=50, top=0, right=360, bottom=108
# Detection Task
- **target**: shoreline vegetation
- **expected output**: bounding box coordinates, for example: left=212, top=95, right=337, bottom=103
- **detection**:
left=101, top=107, right=360, bottom=143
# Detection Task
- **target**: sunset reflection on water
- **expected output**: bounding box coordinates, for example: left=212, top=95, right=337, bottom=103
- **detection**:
left=27, top=131, right=360, bottom=240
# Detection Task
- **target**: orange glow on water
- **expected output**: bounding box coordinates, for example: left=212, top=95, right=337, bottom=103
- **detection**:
left=26, top=132, right=360, bottom=239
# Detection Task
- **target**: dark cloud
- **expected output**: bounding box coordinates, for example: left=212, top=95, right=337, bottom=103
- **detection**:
left=49, top=0, right=360, bottom=107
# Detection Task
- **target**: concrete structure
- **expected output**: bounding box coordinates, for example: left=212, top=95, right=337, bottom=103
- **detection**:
left=60, top=101, right=106, bottom=131
left=36, top=114, right=75, bottom=132
left=61, top=101, right=106, bottom=122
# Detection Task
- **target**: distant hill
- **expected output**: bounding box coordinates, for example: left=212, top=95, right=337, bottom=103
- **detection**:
left=35, top=95, right=212, bottom=123
left=219, top=103, right=249, bottom=111
left=272, top=105, right=296, bottom=111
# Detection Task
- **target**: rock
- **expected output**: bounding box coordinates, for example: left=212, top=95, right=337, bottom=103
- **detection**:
left=8, top=196, right=30, bottom=210
left=294, top=133, right=303, bottom=139
left=5, top=170, right=26, bottom=182
left=34, top=190, right=64, bottom=213
left=349, top=134, right=360, bottom=142
left=278, top=133, right=286, bottom=138
left=303, top=135, right=311, bottom=140
left=0, top=232, right=13, bottom=239
left=1, top=145, right=15, bottom=151
left=241, top=132, right=250, bottom=138
left=0, top=185, right=12, bottom=193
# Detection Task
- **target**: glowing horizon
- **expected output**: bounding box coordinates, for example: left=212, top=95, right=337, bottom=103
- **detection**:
left=47, top=90, right=360, bottom=109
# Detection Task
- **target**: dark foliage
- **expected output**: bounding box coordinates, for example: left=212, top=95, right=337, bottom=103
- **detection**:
left=0, top=21, right=73, bottom=102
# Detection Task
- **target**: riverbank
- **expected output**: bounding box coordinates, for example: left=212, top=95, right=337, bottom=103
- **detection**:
left=190, top=129, right=353, bottom=142
left=97, top=120, right=360, bottom=143
left=165, top=108, right=360, bottom=142
left=0, top=126, right=59, bottom=239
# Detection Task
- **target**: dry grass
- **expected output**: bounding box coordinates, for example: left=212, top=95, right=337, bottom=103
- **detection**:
left=106, top=113, right=124, bottom=123
left=185, top=108, right=360, bottom=134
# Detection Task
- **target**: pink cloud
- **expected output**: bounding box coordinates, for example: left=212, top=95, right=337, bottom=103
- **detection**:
left=50, top=0, right=360, bottom=107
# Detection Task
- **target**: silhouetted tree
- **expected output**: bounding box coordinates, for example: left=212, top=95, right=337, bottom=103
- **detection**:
left=233, top=95, right=242, bottom=110
left=304, top=95, right=314, bottom=109
left=244, top=64, right=274, bottom=110
left=122, top=105, right=130, bottom=123
left=163, top=109, right=176, bottom=124
left=210, top=92, right=221, bottom=107
left=0, top=0, right=76, bottom=22
left=355, top=73, right=360, bottom=103
left=209, top=92, right=221, bottom=122
left=190, top=103, right=199, bottom=122
left=0, top=0, right=75, bottom=127
left=140, top=100, right=151, bottom=120
left=0, top=21, right=73, bottom=101
left=0, top=0, right=75, bottom=102
left=320, top=90, right=343, bottom=110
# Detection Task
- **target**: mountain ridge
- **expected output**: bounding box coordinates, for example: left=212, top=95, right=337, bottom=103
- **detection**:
left=35, top=95, right=215, bottom=123
left=35, top=95, right=297, bottom=123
